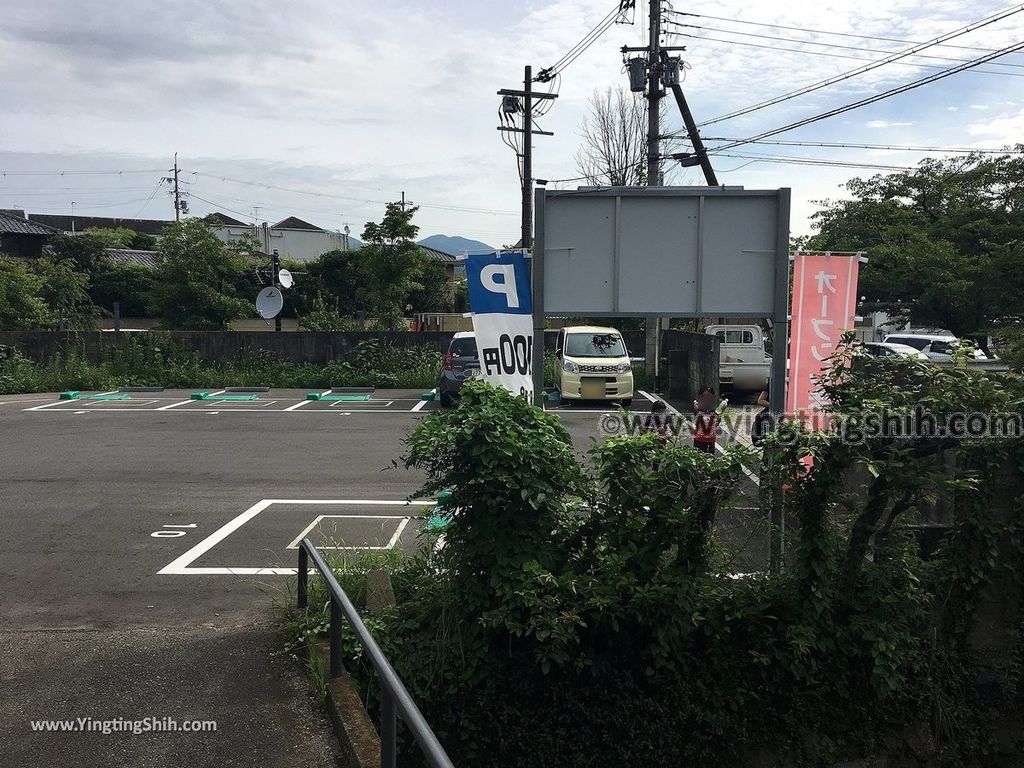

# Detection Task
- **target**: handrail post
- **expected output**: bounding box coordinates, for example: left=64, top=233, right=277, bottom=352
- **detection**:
left=380, top=687, right=397, bottom=768
left=329, top=597, right=343, bottom=679
left=297, top=544, right=308, bottom=609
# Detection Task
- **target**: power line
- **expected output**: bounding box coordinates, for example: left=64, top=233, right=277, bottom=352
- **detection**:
left=683, top=137, right=1023, bottom=154
left=536, top=1, right=634, bottom=82
left=711, top=151, right=915, bottom=170
left=670, top=22, right=1024, bottom=73
left=669, top=10, right=1024, bottom=57
left=0, top=169, right=167, bottom=177
left=669, top=31, right=1024, bottom=77
left=195, top=172, right=520, bottom=217
left=708, top=38, right=1024, bottom=152
left=664, top=3, right=1024, bottom=133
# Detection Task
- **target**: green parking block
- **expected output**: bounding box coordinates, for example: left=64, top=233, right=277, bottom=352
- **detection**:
left=81, top=393, right=132, bottom=400
left=59, top=391, right=81, bottom=400
left=425, top=490, right=453, bottom=533
left=307, top=391, right=372, bottom=401
left=190, top=391, right=211, bottom=400
left=420, top=391, right=436, bottom=401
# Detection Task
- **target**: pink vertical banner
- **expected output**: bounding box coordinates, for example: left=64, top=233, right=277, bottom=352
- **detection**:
left=787, top=252, right=861, bottom=428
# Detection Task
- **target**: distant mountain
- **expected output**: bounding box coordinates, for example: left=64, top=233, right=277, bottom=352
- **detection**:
left=417, top=234, right=496, bottom=255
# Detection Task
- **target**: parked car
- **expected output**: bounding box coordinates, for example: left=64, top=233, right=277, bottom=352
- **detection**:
left=438, top=331, right=480, bottom=406
left=882, top=333, right=985, bottom=361
left=859, top=342, right=929, bottom=360
left=705, top=324, right=771, bottom=391
left=554, top=326, right=633, bottom=407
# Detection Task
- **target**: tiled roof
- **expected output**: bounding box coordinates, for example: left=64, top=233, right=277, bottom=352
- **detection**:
left=205, top=212, right=249, bottom=226
left=27, top=214, right=171, bottom=236
left=272, top=216, right=324, bottom=231
left=419, top=244, right=458, bottom=263
left=0, top=211, right=58, bottom=236
left=0, top=209, right=26, bottom=219
left=105, top=248, right=161, bottom=270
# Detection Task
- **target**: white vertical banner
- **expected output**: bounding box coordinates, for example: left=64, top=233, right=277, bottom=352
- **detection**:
left=465, top=251, right=534, bottom=400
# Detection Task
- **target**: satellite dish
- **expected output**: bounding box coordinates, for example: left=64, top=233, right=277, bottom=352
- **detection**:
left=256, top=286, right=284, bottom=319
left=278, top=269, right=294, bottom=289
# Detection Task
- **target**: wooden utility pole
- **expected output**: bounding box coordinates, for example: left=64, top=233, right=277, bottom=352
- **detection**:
left=646, top=0, right=662, bottom=187
left=173, top=152, right=181, bottom=222
left=498, top=69, right=557, bottom=252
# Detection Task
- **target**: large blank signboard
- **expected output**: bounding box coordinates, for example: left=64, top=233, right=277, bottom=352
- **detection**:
left=537, top=187, right=789, bottom=317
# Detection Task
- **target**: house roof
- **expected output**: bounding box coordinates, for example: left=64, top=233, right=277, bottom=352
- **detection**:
left=0, top=211, right=59, bottom=236
left=419, top=245, right=458, bottom=263
left=204, top=212, right=249, bottom=227
left=272, top=216, right=324, bottom=231
left=0, top=209, right=27, bottom=219
left=27, top=214, right=170, bottom=236
left=105, top=248, right=161, bottom=270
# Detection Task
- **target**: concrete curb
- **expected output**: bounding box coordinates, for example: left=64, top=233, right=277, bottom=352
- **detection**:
left=300, top=630, right=380, bottom=768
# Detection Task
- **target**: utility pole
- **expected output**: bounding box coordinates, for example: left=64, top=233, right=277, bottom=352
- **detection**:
left=646, top=0, right=662, bottom=187
left=400, top=191, right=407, bottom=212
left=173, top=152, right=181, bottom=222
left=271, top=248, right=282, bottom=333
left=522, top=65, right=533, bottom=252
left=497, top=67, right=557, bottom=251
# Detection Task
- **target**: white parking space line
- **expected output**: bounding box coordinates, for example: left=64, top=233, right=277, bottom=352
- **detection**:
left=157, top=398, right=194, bottom=411
left=285, top=514, right=412, bottom=549
left=283, top=399, right=311, bottom=411
left=26, top=399, right=76, bottom=411
left=638, top=390, right=658, bottom=402
left=159, top=498, right=435, bottom=575
left=411, top=398, right=429, bottom=412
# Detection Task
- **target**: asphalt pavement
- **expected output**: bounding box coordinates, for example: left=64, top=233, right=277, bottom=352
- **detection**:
left=0, top=386, right=764, bottom=766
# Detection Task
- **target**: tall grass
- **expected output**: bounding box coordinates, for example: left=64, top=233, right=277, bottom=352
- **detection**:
left=0, top=334, right=443, bottom=393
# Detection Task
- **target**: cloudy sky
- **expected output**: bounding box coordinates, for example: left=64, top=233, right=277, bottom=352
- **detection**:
left=1, top=0, right=1021, bottom=246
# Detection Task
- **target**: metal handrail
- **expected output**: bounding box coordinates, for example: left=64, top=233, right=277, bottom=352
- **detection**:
left=297, top=538, right=455, bottom=768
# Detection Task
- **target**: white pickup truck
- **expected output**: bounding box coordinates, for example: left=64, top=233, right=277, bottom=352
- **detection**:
left=705, top=324, right=771, bottom=392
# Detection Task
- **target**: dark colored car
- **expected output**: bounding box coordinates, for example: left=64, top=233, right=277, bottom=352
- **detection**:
left=438, top=332, right=480, bottom=406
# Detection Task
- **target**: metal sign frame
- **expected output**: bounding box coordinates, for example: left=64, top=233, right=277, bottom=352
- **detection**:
left=532, top=186, right=791, bottom=414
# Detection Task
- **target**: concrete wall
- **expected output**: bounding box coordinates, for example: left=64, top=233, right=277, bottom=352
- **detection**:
left=0, top=330, right=455, bottom=365
left=662, top=329, right=720, bottom=402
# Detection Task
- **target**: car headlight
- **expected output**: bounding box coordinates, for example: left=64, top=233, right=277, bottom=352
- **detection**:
left=562, top=360, right=579, bottom=373
left=615, top=361, right=632, bottom=374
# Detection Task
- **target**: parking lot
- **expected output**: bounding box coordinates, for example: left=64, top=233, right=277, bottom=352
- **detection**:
left=0, top=386, right=763, bottom=765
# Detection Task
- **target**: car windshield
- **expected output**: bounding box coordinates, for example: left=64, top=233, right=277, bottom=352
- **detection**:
left=565, top=333, right=626, bottom=358
left=449, top=338, right=477, bottom=357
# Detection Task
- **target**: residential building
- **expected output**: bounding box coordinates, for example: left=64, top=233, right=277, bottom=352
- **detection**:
left=210, top=214, right=349, bottom=262
left=0, top=210, right=57, bottom=258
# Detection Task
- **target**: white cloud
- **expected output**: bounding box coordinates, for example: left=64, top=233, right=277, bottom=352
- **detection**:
left=965, top=107, right=1024, bottom=143
left=0, top=0, right=1020, bottom=240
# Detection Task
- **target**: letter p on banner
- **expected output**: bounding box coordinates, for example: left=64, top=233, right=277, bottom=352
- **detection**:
left=466, top=251, right=534, bottom=400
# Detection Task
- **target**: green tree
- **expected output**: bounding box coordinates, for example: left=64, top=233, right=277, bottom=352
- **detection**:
left=37, top=259, right=95, bottom=329
left=0, top=257, right=56, bottom=329
left=148, top=219, right=251, bottom=329
left=298, top=249, right=362, bottom=317
left=807, top=150, right=1024, bottom=335
left=358, top=203, right=427, bottom=327
left=406, top=257, right=453, bottom=313
left=89, top=260, right=155, bottom=316
left=49, top=233, right=108, bottom=273
left=82, top=227, right=138, bottom=249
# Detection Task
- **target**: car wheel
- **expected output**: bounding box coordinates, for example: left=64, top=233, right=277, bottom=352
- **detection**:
left=439, top=392, right=453, bottom=407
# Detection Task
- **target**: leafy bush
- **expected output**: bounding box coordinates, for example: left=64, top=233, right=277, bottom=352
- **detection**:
left=287, top=356, right=1024, bottom=767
